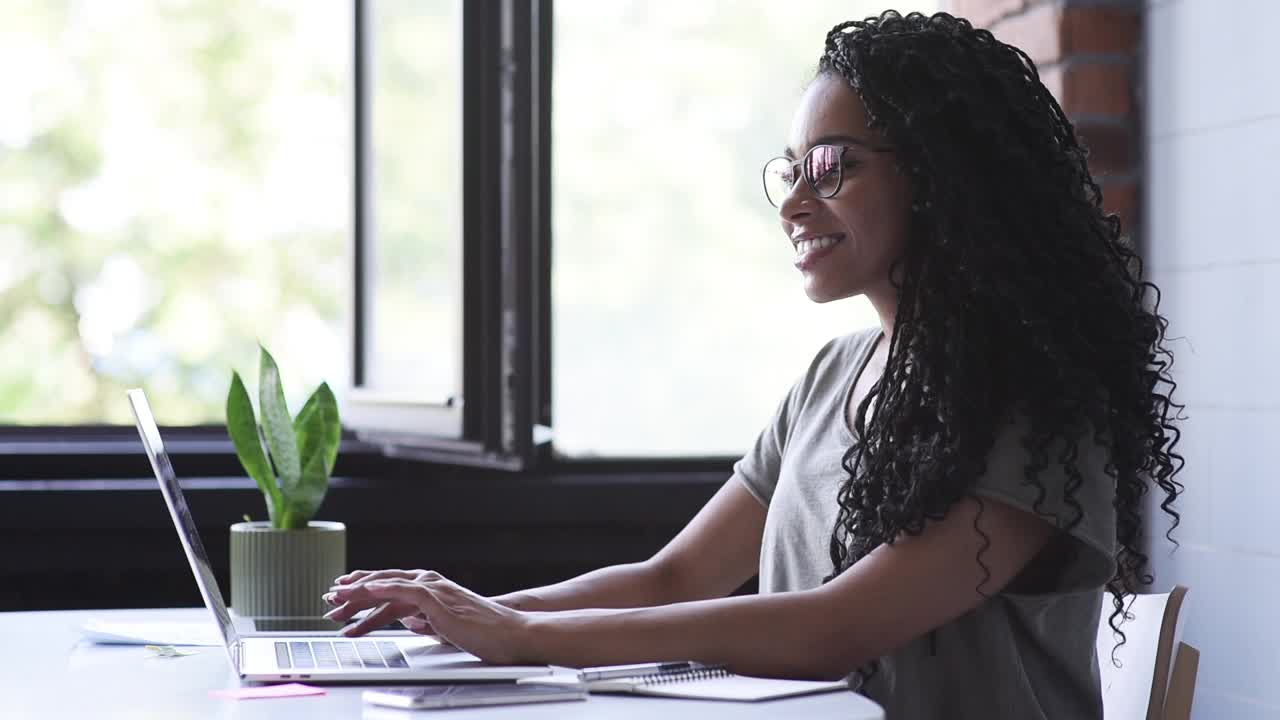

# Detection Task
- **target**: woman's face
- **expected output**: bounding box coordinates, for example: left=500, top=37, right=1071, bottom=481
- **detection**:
left=778, top=74, right=911, bottom=305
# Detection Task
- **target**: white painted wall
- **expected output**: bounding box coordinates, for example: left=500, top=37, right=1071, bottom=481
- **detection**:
left=1145, top=0, right=1280, bottom=717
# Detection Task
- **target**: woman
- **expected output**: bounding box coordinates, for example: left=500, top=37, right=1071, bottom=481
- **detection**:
left=325, top=11, right=1183, bottom=718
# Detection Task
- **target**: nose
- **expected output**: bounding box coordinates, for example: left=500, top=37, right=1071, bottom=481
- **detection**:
left=777, top=178, right=815, bottom=225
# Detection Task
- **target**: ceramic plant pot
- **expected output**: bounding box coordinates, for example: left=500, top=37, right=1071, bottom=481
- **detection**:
left=229, top=521, right=346, bottom=618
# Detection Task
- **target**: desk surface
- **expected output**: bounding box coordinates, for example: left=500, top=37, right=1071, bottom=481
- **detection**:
left=4, top=608, right=884, bottom=720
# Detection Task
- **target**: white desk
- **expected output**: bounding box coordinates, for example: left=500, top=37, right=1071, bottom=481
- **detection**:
left=3, top=608, right=884, bottom=719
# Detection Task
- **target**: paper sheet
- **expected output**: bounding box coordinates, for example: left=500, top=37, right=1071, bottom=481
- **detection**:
left=80, top=619, right=222, bottom=646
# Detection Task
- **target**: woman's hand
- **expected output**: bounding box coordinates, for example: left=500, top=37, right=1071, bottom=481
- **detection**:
left=325, top=569, right=529, bottom=636
left=324, top=569, right=437, bottom=636
left=326, top=571, right=535, bottom=666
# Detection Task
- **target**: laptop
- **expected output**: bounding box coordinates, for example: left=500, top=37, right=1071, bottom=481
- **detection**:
left=127, top=388, right=553, bottom=683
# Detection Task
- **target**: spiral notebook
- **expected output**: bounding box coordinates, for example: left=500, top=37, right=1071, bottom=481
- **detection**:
left=519, top=664, right=848, bottom=701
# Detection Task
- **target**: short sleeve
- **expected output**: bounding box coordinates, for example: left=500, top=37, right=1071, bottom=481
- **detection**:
left=732, top=379, right=802, bottom=508
left=733, top=329, right=880, bottom=509
left=971, top=415, right=1117, bottom=594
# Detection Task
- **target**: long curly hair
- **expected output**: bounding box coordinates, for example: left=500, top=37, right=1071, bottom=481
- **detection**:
left=816, top=11, right=1184, bottom=659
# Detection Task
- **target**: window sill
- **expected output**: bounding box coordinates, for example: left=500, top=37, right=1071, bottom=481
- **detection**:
left=0, top=464, right=737, bottom=611
left=0, top=463, right=732, bottom=530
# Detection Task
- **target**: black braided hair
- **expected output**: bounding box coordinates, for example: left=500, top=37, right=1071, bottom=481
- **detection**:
left=813, top=10, right=1184, bottom=672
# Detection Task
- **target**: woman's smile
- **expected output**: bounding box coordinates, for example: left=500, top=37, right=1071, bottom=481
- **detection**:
left=792, top=233, right=846, bottom=271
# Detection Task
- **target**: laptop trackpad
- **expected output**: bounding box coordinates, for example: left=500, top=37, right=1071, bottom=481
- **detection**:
left=402, top=641, right=488, bottom=667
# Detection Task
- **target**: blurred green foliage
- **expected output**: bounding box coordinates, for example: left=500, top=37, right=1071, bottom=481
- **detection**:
left=0, top=0, right=351, bottom=425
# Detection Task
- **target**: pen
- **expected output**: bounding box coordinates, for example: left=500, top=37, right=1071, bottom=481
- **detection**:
left=577, top=661, right=706, bottom=681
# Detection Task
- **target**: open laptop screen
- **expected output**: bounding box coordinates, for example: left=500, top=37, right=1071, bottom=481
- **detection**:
left=127, top=389, right=240, bottom=653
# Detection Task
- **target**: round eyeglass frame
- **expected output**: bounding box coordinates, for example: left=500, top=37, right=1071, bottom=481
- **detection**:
left=761, top=143, right=893, bottom=208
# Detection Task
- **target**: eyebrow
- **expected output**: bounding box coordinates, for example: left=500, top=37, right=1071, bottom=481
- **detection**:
left=783, top=134, right=883, bottom=159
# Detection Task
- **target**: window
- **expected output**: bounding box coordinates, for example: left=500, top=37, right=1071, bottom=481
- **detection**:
left=345, top=0, right=469, bottom=442
left=360, top=1, right=460, bottom=404
left=2, top=0, right=937, bottom=472
left=551, top=1, right=936, bottom=457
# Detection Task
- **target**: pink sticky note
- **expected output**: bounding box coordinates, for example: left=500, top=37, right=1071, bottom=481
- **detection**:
left=209, top=683, right=326, bottom=700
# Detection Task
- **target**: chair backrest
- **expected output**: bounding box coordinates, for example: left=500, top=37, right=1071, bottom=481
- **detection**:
left=1163, top=641, right=1200, bottom=720
left=1096, top=585, right=1189, bottom=720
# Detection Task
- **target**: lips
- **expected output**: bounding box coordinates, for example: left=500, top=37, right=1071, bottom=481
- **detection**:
left=792, top=234, right=846, bottom=272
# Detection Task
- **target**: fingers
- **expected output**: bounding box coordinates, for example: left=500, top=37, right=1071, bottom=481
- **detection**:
left=325, top=572, right=459, bottom=637
left=329, top=581, right=449, bottom=638
left=335, top=601, right=401, bottom=638
left=333, top=568, right=426, bottom=586
left=322, top=595, right=384, bottom=624
left=401, top=615, right=437, bottom=635
left=326, top=569, right=446, bottom=607
left=325, top=570, right=446, bottom=611
left=330, top=579, right=441, bottom=630
left=321, top=585, right=378, bottom=622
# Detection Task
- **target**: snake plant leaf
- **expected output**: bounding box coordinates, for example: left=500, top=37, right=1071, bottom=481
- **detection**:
left=226, top=371, right=281, bottom=522
left=294, top=382, right=340, bottom=477
left=258, top=346, right=301, bottom=501
left=281, top=447, right=329, bottom=530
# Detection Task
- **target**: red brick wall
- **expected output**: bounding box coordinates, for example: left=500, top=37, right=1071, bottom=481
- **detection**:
left=943, top=0, right=1142, bottom=232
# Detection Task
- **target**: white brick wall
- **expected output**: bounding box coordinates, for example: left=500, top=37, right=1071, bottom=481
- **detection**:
left=1145, top=0, right=1280, bottom=716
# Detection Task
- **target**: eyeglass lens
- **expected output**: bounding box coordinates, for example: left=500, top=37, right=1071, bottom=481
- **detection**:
left=763, top=145, right=843, bottom=207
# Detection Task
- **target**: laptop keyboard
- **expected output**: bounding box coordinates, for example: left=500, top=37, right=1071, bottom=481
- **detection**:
left=275, top=640, right=410, bottom=670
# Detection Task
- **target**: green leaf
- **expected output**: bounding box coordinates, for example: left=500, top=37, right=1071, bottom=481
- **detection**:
left=294, top=382, right=340, bottom=477
left=276, top=508, right=304, bottom=530
left=289, top=383, right=339, bottom=527
left=281, top=448, right=329, bottom=529
left=226, top=371, right=281, bottom=524
left=258, top=346, right=301, bottom=513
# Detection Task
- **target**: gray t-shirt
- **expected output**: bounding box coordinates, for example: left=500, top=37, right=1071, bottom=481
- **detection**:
left=735, top=328, right=1117, bottom=720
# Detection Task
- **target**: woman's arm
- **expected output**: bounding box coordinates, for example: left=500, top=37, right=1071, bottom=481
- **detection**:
left=329, top=478, right=767, bottom=634
left=490, top=563, right=665, bottom=612
left=331, top=493, right=1053, bottom=675
left=524, top=494, right=1055, bottom=679
left=493, top=479, right=767, bottom=611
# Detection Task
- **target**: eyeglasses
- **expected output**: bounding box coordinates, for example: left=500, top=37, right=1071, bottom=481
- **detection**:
left=761, top=143, right=892, bottom=208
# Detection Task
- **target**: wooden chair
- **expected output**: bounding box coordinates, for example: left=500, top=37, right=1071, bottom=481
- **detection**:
left=1096, top=585, right=1200, bottom=720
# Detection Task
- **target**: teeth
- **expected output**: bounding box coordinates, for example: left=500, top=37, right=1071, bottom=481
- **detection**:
left=795, top=235, right=843, bottom=255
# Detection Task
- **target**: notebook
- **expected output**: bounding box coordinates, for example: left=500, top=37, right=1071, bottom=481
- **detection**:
left=519, top=664, right=849, bottom=702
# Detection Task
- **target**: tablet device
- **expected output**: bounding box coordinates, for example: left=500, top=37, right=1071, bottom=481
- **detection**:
left=362, top=684, right=587, bottom=710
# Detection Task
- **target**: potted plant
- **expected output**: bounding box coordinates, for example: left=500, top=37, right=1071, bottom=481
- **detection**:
left=225, top=346, right=343, bottom=619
